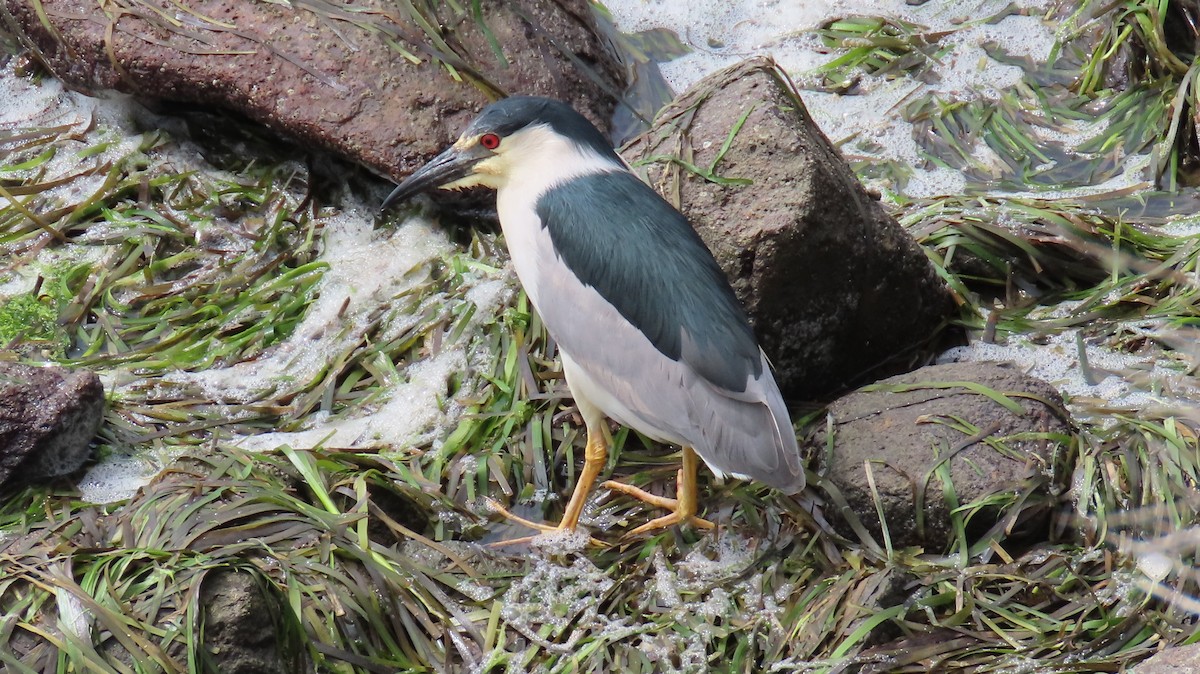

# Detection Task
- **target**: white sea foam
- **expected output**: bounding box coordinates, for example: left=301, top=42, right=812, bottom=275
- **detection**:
left=937, top=323, right=1199, bottom=414
left=0, top=68, right=143, bottom=298
left=1, top=60, right=516, bottom=504
left=164, top=206, right=452, bottom=402
left=602, top=0, right=1125, bottom=200
left=77, top=452, right=163, bottom=504
left=605, top=0, right=1055, bottom=95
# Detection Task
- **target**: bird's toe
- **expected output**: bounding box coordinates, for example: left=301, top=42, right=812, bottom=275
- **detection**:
left=484, top=498, right=607, bottom=548
left=601, top=479, right=679, bottom=509
left=625, top=512, right=715, bottom=538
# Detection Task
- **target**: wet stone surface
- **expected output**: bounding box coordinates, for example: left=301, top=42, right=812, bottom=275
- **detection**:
left=201, top=569, right=297, bottom=674
left=0, top=362, right=104, bottom=489
left=622, top=57, right=959, bottom=402
left=1, top=0, right=624, bottom=182
left=811, top=360, right=1075, bottom=551
left=1131, top=643, right=1200, bottom=674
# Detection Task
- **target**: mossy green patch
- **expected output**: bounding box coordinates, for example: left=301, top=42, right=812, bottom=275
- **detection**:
left=0, top=285, right=69, bottom=357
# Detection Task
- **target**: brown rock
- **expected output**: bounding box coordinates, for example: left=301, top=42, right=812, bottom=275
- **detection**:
left=201, top=569, right=302, bottom=674
left=0, top=0, right=623, bottom=182
left=622, top=57, right=958, bottom=401
left=1133, top=644, right=1200, bottom=674
left=0, top=362, right=105, bottom=487
left=812, top=361, right=1074, bottom=551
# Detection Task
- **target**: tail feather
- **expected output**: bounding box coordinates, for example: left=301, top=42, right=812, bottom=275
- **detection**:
left=688, top=352, right=805, bottom=493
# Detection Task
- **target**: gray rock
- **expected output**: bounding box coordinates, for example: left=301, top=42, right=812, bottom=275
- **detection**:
left=1132, top=644, right=1200, bottom=674
left=0, top=362, right=104, bottom=487
left=201, top=569, right=301, bottom=674
left=812, top=361, right=1073, bottom=551
left=1, top=0, right=623, bottom=183
left=621, top=57, right=959, bottom=401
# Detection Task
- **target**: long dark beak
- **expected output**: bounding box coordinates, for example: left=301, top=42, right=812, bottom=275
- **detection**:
left=380, top=143, right=487, bottom=213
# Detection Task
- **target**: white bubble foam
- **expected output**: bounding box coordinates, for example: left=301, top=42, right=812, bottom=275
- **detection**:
left=0, top=69, right=69, bottom=127
left=482, top=529, right=784, bottom=671
left=1, top=63, right=146, bottom=209
left=937, top=321, right=1198, bottom=414
left=234, top=346, right=466, bottom=452
left=1162, top=213, right=1200, bottom=237
left=605, top=0, right=1056, bottom=93
left=77, top=452, right=163, bottom=504
left=465, top=277, right=514, bottom=321
left=604, top=0, right=1073, bottom=200
left=164, top=206, right=453, bottom=404
left=1136, top=551, right=1173, bottom=582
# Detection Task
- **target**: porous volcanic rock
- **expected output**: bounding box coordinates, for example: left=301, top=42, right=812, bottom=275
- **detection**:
left=0, top=0, right=623, bottom=182
left=0, top=362, right=104, bottom=488
left=622, top=57, right=958, bottom=401
left=812, top=361, right=1074, bottom=551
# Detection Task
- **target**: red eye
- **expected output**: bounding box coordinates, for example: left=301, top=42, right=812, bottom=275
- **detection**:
left=479, top=133, right=501, bottom=150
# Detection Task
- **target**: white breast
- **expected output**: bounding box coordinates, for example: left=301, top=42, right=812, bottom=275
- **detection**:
left=492, top=125, right=624, bottom=320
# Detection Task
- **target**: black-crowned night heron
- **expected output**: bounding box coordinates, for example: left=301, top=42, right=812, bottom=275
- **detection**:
left=382, top=96, right=804, bottom=537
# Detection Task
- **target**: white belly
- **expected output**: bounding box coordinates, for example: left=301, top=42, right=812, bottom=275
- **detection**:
left=494, top=189, right=685, bottom=444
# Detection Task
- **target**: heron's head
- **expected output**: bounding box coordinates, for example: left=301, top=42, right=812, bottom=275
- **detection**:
left=380, top=96, right=622, bottom=210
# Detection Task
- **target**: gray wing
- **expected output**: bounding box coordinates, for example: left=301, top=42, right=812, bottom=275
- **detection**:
left=537, top=171, right=762, bottom=392
left=527, top=173, right=805, bottom=493
left=546, top=284, right=804, bottom=492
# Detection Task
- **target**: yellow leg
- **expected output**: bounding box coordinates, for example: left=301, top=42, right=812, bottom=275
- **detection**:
left=602, top=446, right=715, bottom=536
left=559, top=426, right=608, bottom=530
left=486, top=425, right=608, bottom=546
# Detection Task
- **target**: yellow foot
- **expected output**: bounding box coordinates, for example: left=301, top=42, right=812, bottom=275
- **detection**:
left=627, top=510, right=716, bottom=537
left=601, top=480, right=715, bottom=536
left=484, top=498, right=606, bottom=548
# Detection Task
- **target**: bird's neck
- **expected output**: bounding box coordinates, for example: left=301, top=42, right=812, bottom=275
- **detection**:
left=496, top=126, right=626, bottom=196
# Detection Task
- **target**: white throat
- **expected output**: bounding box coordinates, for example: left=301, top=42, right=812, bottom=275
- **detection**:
left=492, top=124, right=626, bottom=197
left=486, top=125, right=624, bottom=315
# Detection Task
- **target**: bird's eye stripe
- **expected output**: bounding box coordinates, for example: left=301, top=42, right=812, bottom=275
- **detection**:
left=480, top=133, right=501, bottom=149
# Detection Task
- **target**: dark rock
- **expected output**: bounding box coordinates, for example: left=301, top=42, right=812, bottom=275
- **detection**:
left=812, top=361, right=1074, bottom=551
left=621, top=57, right=959, bottom=401
left=0, top=362, right=104, bottom=488
left=200, top=569, right=302, bottom=674
left=1133, top=644, right=1200, bottom=674
left=0, top=0, right=623, bottom=183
